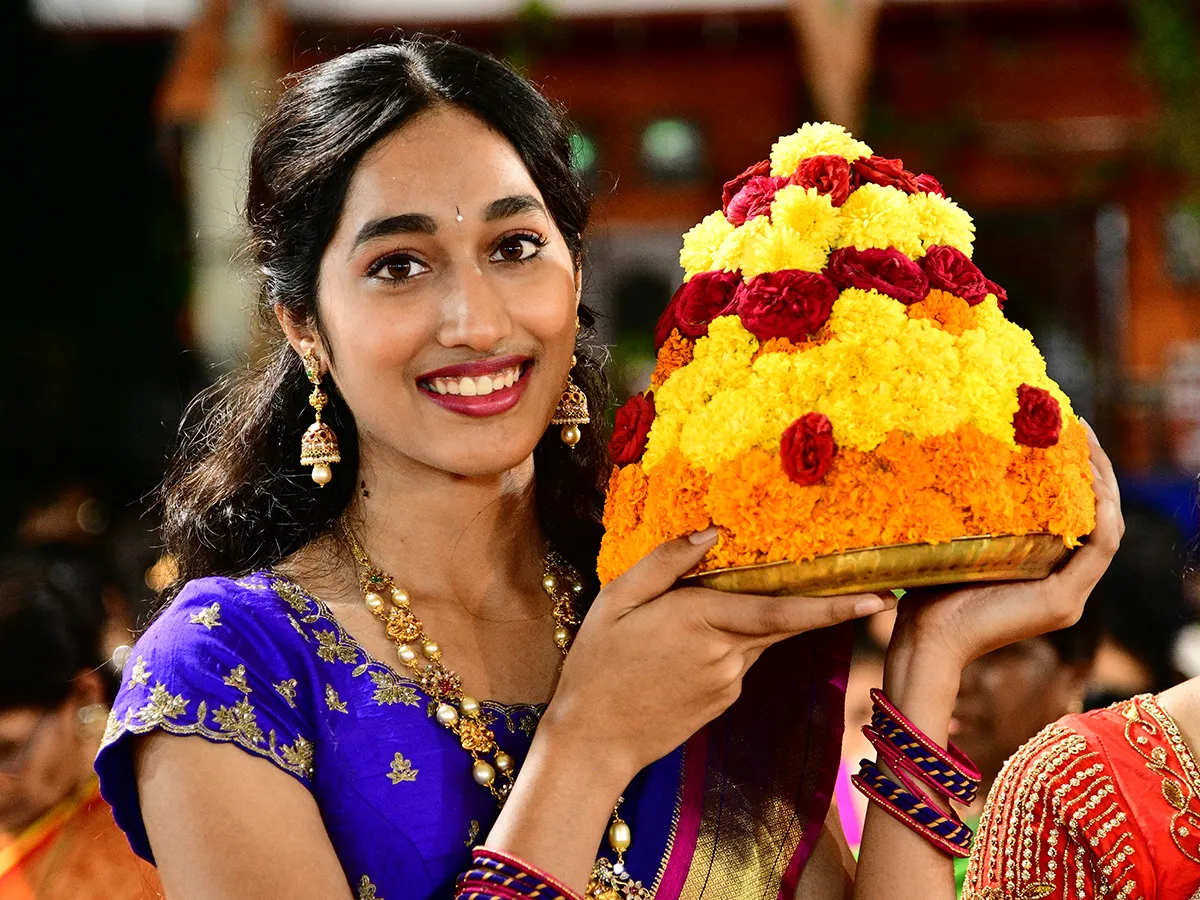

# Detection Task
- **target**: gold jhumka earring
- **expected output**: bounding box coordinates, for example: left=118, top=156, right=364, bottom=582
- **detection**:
left=299, top=348, right=340, bottom=486
left=550, top=354, right=590, bottom=448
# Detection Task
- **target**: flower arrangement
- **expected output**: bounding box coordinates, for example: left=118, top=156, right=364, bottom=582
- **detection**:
left=597, top=123, right=1095, bottom=585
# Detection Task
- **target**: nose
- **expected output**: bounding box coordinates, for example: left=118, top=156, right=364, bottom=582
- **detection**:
left=436, top=260, right=512, bottom=353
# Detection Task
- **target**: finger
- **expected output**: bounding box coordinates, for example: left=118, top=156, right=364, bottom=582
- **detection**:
left=1045, top=478, right=1122, bottom=610
left=1082, top=419, right=1122, bottom=512
left=698, top=590, right=895, bottom=641
left=603, top=527, right=719, bottom=611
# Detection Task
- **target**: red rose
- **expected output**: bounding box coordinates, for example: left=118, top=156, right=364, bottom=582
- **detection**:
left=826, top=247, right=930, bottom=305
left=609, top=393, right=656, bottom=466
left=1013, top=384, right=1061, bottom=448
left=780, top=413, right=837, bottom=486
left=722, top=159, right=772, bottom=216
left=734, top=270, right=838, bottom=342
left=725, top=175, right=790, bottom=227
left=655, top=271, right=740, bottom=347
left=852, top=155, right=920, bottom=194
left=985, top=278, right=1008, bottom=309
left=921, top=245, right=989, bottom=306
left=914, top=173, right=946, bottom=196
left=791, top=154, right=852, bottom=207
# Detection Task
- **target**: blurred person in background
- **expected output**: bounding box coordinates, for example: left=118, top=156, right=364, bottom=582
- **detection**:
left=949, top=604, right=1103, bottom=895
left=1087, top=502, right=1192, bottom=705
left=0, top=552, right=160, bottom=900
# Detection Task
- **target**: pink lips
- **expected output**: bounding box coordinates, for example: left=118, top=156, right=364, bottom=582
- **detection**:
left=416, top=355, right=534, bottom=419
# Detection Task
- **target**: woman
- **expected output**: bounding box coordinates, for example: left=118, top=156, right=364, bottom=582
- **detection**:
left=0, top=552, right=160, bottom=899
left=94, top=39, right=1122, bottom=899
left=964, top=524, right=1200, bottom=896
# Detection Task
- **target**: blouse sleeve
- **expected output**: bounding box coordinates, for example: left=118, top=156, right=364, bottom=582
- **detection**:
left=95, top=575, right=317, bottom=863
left=964, top=714, right=1148, bottom=899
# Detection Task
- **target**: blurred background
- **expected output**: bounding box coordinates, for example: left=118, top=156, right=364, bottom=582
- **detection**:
left=5, top=0, right=1199, bottom=677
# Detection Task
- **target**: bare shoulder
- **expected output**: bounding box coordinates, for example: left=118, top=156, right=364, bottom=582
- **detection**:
left=134, top=732, right=352, bottom=900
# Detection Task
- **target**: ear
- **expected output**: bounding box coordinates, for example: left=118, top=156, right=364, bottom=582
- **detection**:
left=574, top=268, right=583, bottom=304
left=275, top=304, right=322, bottom=363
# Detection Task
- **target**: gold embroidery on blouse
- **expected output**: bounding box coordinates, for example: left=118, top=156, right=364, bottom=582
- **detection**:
left=1128, top=693, right=1200, bottom=864
left=189, top=602, right=222, bottom=630
left=388, top=752, right=418, bottom=784
left=212, top=697, right=265, bottom=745
left=274, top=579, right=313, bottom=614
left=974, top=887, right=1053, bottom=900
left=102, top=689, right=315, bottom=781
left=274, top=679, right=298, bottom=708
left=134, top=683, right=189, bottom=726
left=325, top=684, right=348, bottom=713
left=465, top=820, right=480, bottom=847
left=356, top=875, right=380, bottom=900
left=315, top=629, right=358, bottom=665
left=130, top=656, right=151, bottom=686
left=369, top=669, right=420, bottom=707
left=518, top=711, right=540, bottom=737
left=275, top=733, right=314, bottom=777
left=224, top=665, right=252, bottom=695
left=287, top=616, right=310, bottom=642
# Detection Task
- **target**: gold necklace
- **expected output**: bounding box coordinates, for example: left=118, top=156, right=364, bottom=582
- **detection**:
left=339, top=519, right=649, bottom=899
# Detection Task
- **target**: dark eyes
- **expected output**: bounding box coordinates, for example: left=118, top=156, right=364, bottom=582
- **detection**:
left=489, top=234, right=545, bottom=263
left=366, top=233, right=547, bottom=283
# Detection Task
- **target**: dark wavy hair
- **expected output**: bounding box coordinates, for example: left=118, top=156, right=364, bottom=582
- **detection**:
left=159, top=39, right=609, bottom=603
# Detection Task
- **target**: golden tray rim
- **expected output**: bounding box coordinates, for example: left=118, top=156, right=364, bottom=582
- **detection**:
left=679, top=533, right=1075, bottom=597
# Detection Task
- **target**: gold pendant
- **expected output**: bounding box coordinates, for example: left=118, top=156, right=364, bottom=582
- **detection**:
left=587, top=858, right=651, bottom=899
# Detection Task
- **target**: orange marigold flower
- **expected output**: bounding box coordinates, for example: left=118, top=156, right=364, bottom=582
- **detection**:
left=649, top=330, right=694, bottom=389
left=905, top=289, right=978, bottom=335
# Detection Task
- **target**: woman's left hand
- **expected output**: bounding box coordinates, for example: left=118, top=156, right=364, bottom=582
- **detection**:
left=891, top=421, right=1124, bottom=673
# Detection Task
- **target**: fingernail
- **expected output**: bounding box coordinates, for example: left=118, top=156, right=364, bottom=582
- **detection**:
left=688, top=526, right=719, bottom=545
left=854, top=596, right=887, bottom=616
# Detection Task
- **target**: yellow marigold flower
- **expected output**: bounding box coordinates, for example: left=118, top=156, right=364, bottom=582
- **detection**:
left=712, top=217, right=767, bottom=272
left=680, top=211, right=734, bottom=280
left=910, top=192, right=975, bottom=257
left=835, top=184, right=923, bottom=258
left=769, top=123, right=872, bottom=176
left=739, top=221, right=829, bottom=278
left=769, top=185, right=841, bottom=251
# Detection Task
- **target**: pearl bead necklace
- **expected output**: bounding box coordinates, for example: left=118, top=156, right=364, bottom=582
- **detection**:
left=340, top=518, right=648, bottom=899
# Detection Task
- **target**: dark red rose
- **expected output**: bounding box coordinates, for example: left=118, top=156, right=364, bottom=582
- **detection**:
left=852, top=155, right=920, bottom=194
left=791, top=154, right=853, bottom=207
left=655, top=270, right=740, bottom=347
left=826, top=247, right=930, bottom=305
left=984, top=278, right=1008, bottom=309
left=609, top=393, right=656, bottom=466
left=921, top=245, right=989, bottom=306
left=914, top=173, right=946, bottom=196
left=734, top=270, right=838, bottom=342
left=722, top=159, right=772, bottom=216
left=1013, top=384, right=1062, bottom=448
left=780, top=413, right=837, bottom=486
left=725, top=175, right=790, bottom=226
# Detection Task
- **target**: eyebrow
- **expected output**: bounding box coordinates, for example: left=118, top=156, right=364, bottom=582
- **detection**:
left=349, top=195, right=548, bottom=256
left=484, top=194, right=548, bottom=222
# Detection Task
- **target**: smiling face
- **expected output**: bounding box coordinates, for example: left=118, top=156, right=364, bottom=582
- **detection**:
left=287, top=105, right=580, bottom=480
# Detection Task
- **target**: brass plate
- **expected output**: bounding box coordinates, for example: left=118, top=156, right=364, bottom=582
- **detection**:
left=680, top=533, right=1074, bottom=597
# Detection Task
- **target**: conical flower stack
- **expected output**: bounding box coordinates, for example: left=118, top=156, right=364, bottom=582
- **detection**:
left=599, top=123, right=1095, bottom=585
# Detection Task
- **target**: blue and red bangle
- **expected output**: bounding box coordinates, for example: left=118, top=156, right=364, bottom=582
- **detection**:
left=456, top=848, right=582, bottom=900
left=852, top=762, right=973, bottom=859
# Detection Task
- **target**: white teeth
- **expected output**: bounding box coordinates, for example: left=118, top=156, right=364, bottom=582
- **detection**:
left=426, top=365, right=522, bottom=398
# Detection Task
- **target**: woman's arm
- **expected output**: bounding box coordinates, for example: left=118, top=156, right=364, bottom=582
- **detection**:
left=853, top=424, right=1123, bottom=899
left=135, top=734, right=354, bottom=900
left=484, top=531, right=895, bottom=894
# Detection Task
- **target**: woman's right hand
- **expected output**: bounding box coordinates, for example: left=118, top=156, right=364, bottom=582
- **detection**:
left=539, top=528, right=895, bottom=788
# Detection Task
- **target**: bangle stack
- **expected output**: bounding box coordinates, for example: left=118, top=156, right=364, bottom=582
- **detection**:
left=456, top=848, right=582, bottom=900
left=852, top=688, right=981, bottom=858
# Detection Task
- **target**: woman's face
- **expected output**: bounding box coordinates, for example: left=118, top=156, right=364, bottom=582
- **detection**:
left=296, top=105, right=579, bottom=480
left=0, top=702, right=84, bottom=834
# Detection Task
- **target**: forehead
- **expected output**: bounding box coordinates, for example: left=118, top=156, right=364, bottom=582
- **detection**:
left=340, top=105, right=542, bottom=223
